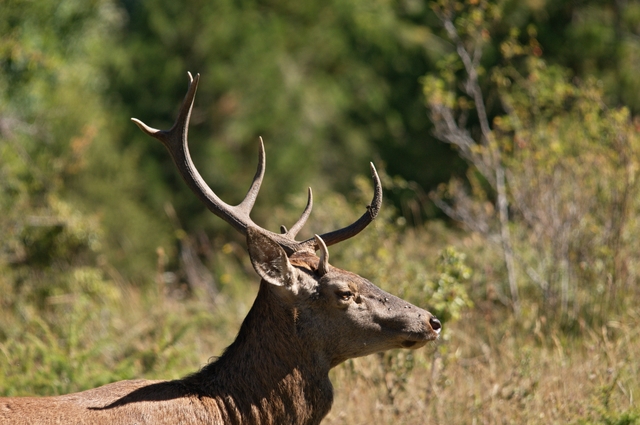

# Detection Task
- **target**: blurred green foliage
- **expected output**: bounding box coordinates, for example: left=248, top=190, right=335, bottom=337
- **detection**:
left=424, top=0, right=640, bottom=326
left=494, top=56, right=640, bottom=322
left=427, top=246, right=473, bottom=323
left=108, top=0, right=465, bottom=230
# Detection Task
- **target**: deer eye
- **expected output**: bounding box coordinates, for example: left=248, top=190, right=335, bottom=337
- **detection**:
left=336, top=291, right=353, bottom=301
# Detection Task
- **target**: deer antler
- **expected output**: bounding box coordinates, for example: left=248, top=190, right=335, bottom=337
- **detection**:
left=132, top=72, right=382, bottom=254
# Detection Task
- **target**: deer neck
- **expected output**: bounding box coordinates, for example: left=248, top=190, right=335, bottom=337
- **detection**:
left=184, top=280, right=333, bottom=425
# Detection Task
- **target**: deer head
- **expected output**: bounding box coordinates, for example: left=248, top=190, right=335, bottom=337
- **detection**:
left=246, top=228, right=440, bottom=369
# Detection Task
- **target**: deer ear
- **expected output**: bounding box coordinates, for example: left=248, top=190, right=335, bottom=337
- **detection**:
left=247, top=227, right=295, bottom=287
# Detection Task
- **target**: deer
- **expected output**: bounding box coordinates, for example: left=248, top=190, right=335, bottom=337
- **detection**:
left=0, top=73, right=441, bottom=425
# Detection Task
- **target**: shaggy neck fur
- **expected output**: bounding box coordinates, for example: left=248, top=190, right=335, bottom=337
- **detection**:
left=182, top=277, right=333, bottom=425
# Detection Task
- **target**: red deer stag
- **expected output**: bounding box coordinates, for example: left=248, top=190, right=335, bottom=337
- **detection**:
left=0, top=73, right=441, bottom=425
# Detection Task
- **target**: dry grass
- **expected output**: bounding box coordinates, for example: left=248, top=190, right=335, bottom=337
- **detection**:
left=325, top=306, right=640, bottom=425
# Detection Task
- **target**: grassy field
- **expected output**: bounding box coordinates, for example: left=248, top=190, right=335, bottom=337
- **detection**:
left=2, top=216, right=639, bottom=424
left=326, top=308, right=640, bottom=424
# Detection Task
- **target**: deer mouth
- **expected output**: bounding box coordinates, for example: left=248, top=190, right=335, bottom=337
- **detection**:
left=400, top=338, right=429, bottom=349
left=401, top=340, right=419, bottom=348
left=400, top=329, right=440, bottom=348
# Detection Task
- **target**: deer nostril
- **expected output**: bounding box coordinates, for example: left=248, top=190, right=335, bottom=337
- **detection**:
left=429, top=316, right=442, bottom=333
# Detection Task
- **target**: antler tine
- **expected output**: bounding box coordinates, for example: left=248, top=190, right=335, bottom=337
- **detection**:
left=284, top=188, right=313, bottom=239
left=314, top=234, right=330, bottom=276
left=319, top=162, right=382, bottom=246
left=237, top=137, right=266, bottom=214
left=296, top=162, right=382, bottom=252
left=131, top=72, right=259, bottom=235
